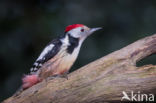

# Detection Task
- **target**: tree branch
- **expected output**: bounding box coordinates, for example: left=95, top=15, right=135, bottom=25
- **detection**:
left=3, top=34, right=156, bottom=103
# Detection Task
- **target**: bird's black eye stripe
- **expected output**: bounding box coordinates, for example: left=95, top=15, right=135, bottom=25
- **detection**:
left=81, top=28, right=84, bottom=32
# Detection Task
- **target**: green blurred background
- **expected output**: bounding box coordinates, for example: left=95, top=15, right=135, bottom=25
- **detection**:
left=0, top=0, right=156, bottom=101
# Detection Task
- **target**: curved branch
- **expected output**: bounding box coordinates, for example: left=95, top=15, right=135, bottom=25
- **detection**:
left=3, top=34, right=156, bottom=103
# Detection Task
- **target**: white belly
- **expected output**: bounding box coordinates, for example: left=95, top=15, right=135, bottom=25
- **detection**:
left=39, top=45, right=81, bottom=79
left=53, top=45, right=80, bottom=74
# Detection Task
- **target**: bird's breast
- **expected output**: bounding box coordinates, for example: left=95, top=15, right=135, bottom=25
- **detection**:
left=38, top=45, right=81, bottom=79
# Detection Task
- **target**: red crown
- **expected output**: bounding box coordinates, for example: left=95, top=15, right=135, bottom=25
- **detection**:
left=65, top=24, right=84, bottom=32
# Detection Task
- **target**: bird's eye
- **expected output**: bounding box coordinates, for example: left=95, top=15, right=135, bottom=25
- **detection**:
left=81, top=28, right=84, bottom=32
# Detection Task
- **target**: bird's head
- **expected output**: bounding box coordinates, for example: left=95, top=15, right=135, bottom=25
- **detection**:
left=64, top=24, right=101, bottom=41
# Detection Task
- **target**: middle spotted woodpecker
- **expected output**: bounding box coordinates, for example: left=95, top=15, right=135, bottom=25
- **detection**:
left=22, top=24, right=101, bottom=90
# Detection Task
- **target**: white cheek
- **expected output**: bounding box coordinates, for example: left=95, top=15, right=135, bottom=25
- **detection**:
left=68, top=27, right=81, bottom=38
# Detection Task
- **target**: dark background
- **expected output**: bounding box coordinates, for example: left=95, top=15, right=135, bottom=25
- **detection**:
left=0, top=0, right=156, bottom=101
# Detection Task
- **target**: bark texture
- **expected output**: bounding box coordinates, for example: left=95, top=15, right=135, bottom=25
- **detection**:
left=3, top=34, right=156, bottom=103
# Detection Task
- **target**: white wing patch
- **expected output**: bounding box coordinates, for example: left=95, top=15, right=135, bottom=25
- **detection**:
left=30, top=44, right=55, bottom=74
left=37, top=44, right=54, bottom=61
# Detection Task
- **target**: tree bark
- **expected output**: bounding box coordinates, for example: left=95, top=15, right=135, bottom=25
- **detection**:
left=3, top=34, right=156, bottom=103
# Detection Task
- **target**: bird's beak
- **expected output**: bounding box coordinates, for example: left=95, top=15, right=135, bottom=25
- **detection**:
left=88, top=27, right=102, bottom=35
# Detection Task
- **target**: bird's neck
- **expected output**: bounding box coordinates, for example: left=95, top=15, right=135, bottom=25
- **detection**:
left=60, top=34, right=83, bottom=54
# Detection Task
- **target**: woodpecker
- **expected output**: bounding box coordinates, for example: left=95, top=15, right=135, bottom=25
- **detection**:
left=22, top=24, right=101, bottom=90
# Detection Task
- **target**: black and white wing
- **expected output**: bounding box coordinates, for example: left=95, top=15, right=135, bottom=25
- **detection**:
left=30, top=38, right=62, bottom=74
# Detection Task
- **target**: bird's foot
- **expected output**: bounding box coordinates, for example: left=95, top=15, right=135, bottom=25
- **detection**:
left=61, top=71, right=69, bottom=80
